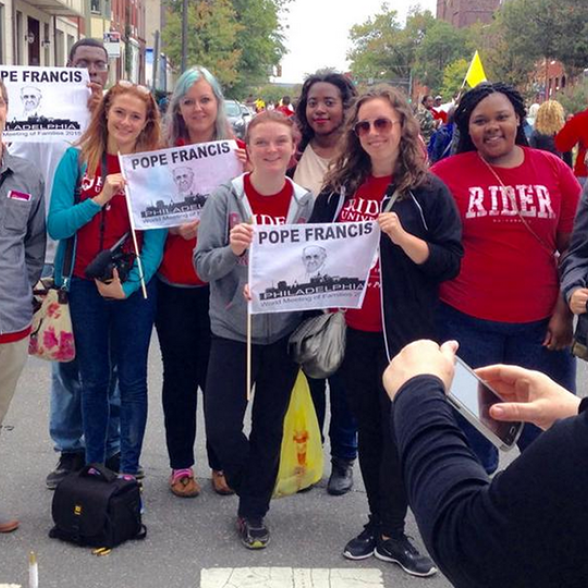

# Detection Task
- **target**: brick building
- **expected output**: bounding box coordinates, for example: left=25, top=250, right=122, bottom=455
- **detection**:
left=436, top=0, right=501, bottom=28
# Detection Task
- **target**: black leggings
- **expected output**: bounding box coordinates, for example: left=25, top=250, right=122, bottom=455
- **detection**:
left=204, top=334, right=299, bottom=519
left=155, top=279, right=221, bottom=471
left=342, top=328, right=407, bottom=536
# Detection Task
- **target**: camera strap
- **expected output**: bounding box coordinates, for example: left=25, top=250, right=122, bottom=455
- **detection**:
left=98, top=152, right=109, bottom=252
left=62, top=152, right=85, bottom=289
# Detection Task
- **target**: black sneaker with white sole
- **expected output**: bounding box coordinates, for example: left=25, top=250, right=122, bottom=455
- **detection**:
left=46, top=452, right=85, bottom=490
left=375, top=534, right=437, bottom=577
left=343, top=518, right=379, bottom=560
left=237, top=517, right=270, bottom=549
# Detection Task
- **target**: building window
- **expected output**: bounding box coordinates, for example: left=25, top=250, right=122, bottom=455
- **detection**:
left=91, top=0, right=101, bottom=14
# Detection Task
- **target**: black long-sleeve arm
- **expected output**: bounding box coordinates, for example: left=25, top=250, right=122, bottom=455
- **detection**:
left=393, top=375, right=588, bottom=588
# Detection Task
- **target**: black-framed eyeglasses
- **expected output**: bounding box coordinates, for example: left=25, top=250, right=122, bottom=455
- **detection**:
left=354, top=117, right=400, bottom=137
left=74, top=59, right=109, bottom=72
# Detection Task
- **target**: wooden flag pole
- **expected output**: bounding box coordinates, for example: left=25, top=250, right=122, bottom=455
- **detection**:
left=118, top=151, right=148, bottom=299
left=246, top=216, right=255, bottom=402
left=246, top=304, right=252, bottom=402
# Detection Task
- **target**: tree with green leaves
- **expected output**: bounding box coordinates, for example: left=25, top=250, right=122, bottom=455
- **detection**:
left=230, top=0, right=290, bottom=96
left=163, top=0, right=242, bottom=87
left=347, top=5, right=470, bottom=93
left=162, top=0, right=290, bottom=95
left=413, top=19, right=469, bottom=90
left=440, top=58, right=469, bottom=98
left=496, top=0, right=588, bottom=84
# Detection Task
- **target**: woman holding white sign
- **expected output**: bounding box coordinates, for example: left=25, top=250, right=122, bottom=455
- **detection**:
left=157, top=66, right=246, bottom=498
left=195, top=111, right=314, bottom=549
left=309, top=85, right=463, bottom=577
left=48, top=82, right=165, bottom=479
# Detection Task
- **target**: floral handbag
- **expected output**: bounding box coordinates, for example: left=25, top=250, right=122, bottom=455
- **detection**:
left=29, top=279, right=75, bottom=362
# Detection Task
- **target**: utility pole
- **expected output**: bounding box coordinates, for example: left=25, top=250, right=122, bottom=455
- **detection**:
left=181, top=0, right=188, bottom=73
left=152, top=30, right=160, bottom=91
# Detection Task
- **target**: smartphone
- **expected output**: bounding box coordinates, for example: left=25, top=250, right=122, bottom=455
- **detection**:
left=447, top=357, right=523, bottom=451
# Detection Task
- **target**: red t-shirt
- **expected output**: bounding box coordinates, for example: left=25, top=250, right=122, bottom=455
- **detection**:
left=158, top=139, right=246, bottom=286
left=276, top=105, right=294, bottom=118
left=244, top=173, right=292, bottom=226
left=431, top=148, right=580, bottom=322
left=73, top=154, right=142, bottom=279
left=432, top=108, right=447, bottom=124
left=337, top=174, right=392, bottom=332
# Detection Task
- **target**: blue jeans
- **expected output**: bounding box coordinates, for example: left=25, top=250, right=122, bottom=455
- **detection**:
left=69, top=278, right=156, bottom=475
left=307, top=372, right=358, bottom=461
left=50, top=361, right=120, bottom=457
left=437, top=302, right=576, bottom=473
left=44, top=264, right=120, bottom=457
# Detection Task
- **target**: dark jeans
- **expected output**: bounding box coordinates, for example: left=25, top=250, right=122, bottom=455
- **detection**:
left=307, top=372, right=358, bottom=462
left=44, top=262, right=120, bottom=457
left=437, top=302, right=576, bottom=473
left=204, top=334, right=299, bottom=519
left=69, top=278, right=156, bottom=475
left=155, top=279, right=221, bottom=471
left=342, top=328, right=407, bottom=536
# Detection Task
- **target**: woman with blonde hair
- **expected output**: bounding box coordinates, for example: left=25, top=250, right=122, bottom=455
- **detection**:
left=530, top=100, right=572, bottom=166
left=48, top=82, right=166, bottom=478
left=156, top=66, right=245, bottom=498
left=310, top=85, right=463, bottom=576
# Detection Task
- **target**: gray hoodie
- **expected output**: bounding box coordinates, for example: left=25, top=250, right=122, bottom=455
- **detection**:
left=195, top=174, right=314, bottom=344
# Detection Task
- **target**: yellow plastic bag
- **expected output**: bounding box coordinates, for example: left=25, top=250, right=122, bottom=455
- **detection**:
left=273, top=371, right=324, bottom=498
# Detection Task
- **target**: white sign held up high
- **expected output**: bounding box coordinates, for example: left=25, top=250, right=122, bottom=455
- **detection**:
left=0, top=66, right=90, bottom=142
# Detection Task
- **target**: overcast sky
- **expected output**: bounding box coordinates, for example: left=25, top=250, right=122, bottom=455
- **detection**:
left=278, top=0, right=438, bottom=85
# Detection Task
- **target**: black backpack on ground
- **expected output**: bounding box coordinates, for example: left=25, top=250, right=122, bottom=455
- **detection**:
left=49, top=464, right=146, bottom=549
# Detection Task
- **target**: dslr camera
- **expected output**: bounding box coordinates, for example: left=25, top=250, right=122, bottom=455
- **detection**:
left=85, top=232, right=135, bottom=283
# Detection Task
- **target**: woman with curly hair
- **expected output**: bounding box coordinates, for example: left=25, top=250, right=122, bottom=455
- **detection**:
left=431, top=83, right=581, bottom=474
left=292, top=72, right=357, bottom=195
left=48, top=82, right=165, bottom=478
left=530, top=100, right=573, bottom=167
left=290, top=72, right=360, bottom=495
left=310, top=85, right=463, bottom=577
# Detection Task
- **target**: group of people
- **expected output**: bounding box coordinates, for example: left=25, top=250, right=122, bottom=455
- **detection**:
left=2, top=35, right=588, bottom=586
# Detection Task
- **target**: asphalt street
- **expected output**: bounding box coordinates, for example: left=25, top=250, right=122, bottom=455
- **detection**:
left=0, top=338, right=585, bottom=588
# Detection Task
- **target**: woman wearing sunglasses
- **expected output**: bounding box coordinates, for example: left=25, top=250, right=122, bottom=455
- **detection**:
left=310, top=85, right=462, bottom=577
left=48, top=82, right=165, bottom=478
left=157, top=66, right=246, bottom=498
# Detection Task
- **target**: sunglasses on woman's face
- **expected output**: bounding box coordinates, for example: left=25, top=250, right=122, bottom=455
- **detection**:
left=354, top=117, right=400, bottom=137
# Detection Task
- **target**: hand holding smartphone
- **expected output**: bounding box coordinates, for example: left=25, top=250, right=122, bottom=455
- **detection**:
left=448, top=357, right=523, bottom=451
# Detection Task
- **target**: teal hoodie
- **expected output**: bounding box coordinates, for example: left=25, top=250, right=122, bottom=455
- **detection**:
left=48, top=146, right=166, bottom=297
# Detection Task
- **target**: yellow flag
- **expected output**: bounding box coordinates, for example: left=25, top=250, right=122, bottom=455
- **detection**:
left=465, top=51, right=488, bottom=88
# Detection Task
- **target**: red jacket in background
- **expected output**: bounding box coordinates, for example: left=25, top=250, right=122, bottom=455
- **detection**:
left=555, top=108, right=588, bottom=178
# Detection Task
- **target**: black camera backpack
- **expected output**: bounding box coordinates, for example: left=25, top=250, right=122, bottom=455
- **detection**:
left=49, top=464, right=146, bottom=549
